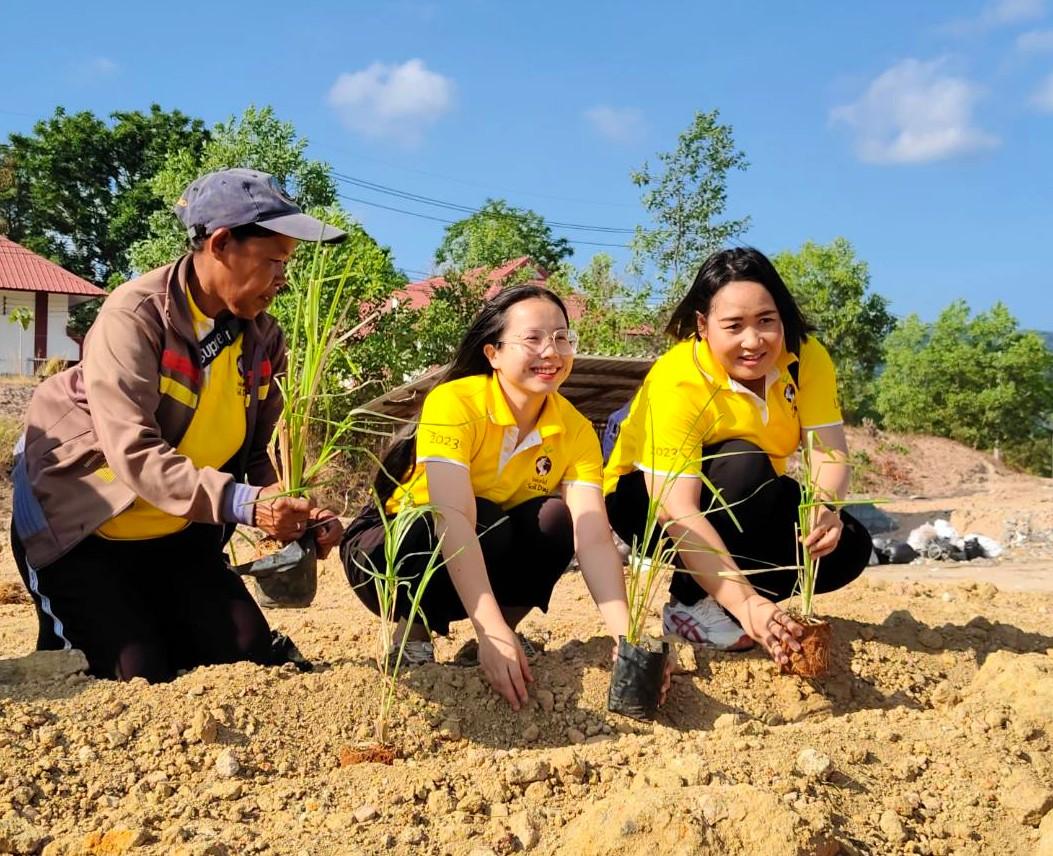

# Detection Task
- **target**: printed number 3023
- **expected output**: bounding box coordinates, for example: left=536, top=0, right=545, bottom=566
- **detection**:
left=426, top=431, right=461, bottom=450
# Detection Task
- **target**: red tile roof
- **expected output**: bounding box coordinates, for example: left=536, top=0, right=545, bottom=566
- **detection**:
left=0, top=236, right=108, bottom=297
left=395, top=256, right=552, bottom=311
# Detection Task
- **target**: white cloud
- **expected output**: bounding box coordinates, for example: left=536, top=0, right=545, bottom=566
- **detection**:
left=76, top=57, right=118, bottom=80
left=1016, top=28, right=1053, bottom=51
left=943, top=0, right=1046, bottom=35
left=830, top=58, right=999, bottom=164
left=327, top=59, right=454, bottom=145
left=1031, top=72, right=1053, bottom=109
left=584, top=106, right=646, bottom=143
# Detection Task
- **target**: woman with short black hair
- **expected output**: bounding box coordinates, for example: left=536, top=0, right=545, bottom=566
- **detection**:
left=604, top=246, right=872, bottom=664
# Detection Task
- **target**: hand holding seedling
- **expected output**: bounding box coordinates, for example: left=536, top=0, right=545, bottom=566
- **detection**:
left=479, top=621, right=533, bottom=710
left=802, top=505, right=843, bottom=559
left=307, top=508, right=343, bottom=558
left=737, top=594, right=803, bottom=666
left=254, top=483, right=314, bottom=542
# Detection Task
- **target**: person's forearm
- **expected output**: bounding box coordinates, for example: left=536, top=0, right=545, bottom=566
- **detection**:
left=812, top=452, right=851, bottom=502
left=576, top=537, right=630, bottom=639
left=433, top=510, right=506, bottom=635
left=662, top=506, right=760, bottom=619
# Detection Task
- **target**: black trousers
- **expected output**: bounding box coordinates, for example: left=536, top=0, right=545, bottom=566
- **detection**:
left=605, top=439, right=872, bottom=605
left=340, top=496, right=575, bottom=635
left=11, top=521, right=273, bottom=682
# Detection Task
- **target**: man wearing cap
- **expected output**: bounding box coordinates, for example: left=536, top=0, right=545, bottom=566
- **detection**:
left=10, top=168, right=346, bottom=683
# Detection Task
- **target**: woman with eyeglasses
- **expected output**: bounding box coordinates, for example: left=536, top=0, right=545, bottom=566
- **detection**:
left=340, top=285, right=640, bottom=710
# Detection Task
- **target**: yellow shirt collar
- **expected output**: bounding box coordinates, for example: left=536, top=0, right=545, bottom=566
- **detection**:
left=485, top=372, right=565, bottom=437
left=185, top=283, right=215, bottom=336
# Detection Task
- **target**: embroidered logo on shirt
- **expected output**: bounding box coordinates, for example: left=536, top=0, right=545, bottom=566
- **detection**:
left=535, top=455, right=553, bottom=476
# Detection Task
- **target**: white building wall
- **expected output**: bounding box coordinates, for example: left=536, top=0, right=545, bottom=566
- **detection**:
left=46, top=294, right=81, bottom=362
left=0, top=290, right=81, bottom=376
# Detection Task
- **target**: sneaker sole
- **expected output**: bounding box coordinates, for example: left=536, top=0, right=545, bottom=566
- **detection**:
left=663, top=620, right=756, bottom=652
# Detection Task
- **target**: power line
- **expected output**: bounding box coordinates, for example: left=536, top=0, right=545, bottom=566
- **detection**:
left=334, top=171, right=635, bottom=234
left=338, top=192, right=455, bottom=225
left=316, top=146, right=639, bottom=210
left=338, top=192, right=631, bottom=250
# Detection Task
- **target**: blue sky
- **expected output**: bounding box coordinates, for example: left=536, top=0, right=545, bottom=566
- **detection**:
left=3, top=0, right=1053, bottom=328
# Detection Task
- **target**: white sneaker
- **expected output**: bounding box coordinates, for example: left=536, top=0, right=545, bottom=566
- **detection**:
left=385, top=639, right=435, bottom=672
left=662, top=597, right=755, bottom=651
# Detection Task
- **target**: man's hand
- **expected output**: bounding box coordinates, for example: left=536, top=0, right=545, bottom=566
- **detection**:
left=254, top=483, right=313, bottom=543
left=309, top=508, right=344, bottom=559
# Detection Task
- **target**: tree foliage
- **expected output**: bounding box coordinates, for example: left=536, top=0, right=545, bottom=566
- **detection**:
left=630, top=110, right=749, bottom=297
left=130, top=106, right=337, bottom=273
left=273, top=206, right=407, bottom=403
left=0, top=104, right=208, bottom=286
left=549, top=254, right=658, bottom=357
left=128, top=106, right=410, bottom=416
left=876, top=301, right=1053, bottom=472
left=772, top=238, right=895, bottom=423
left=434, top=199, right=572, bottom=273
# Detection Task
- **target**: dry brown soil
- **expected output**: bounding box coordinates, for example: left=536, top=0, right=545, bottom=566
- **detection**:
left=1, top=381, right=1053, bottom=855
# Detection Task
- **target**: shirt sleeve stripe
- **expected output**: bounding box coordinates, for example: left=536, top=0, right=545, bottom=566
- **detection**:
left=801, top=420, right=844, bottom=430
left=561, top=480, right=602, bottom=490
left=633, top=463, right=702, bottom=479
left=417, top=456, right=470, bottom=470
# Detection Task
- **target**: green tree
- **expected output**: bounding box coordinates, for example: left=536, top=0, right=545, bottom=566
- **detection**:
left=131, top=107, right=414, bottom=421
left=0, top=105, right=208, bottom=286
left=434, top=198, right=572, bottom=272
left=876, top=301, right=1053, bottom=473
left=630, top=110, right=749, bottom=297
left=549, top=254, right=658, bottom=357
left=130, top=105, right=336, bottom=273
left=772, top=238, right=895, bottom=423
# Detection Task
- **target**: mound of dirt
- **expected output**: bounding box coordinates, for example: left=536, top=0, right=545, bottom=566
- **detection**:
left=964, top=651, right=1053, bottom=725
left=559, top=782, right=838, bottom=855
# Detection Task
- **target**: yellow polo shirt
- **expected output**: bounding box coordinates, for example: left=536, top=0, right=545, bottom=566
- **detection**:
left=603, top=336, right=842, bottom=493
left=96, top=289, right=247, bottom=539
left=386, top=373, right=603, bottom=514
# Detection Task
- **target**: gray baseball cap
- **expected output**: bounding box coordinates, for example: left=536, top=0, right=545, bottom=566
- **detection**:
left=175, top=168, right=346, bottom=243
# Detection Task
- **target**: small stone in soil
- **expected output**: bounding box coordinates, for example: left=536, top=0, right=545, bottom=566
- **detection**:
left=713, top=713, right=743, bottom=730
left=795, top=748, right=833, bottom=780
left=879, top=809, right=907, bottom=843
left=354, top=804, right=378, bottom=823
left=214, top=748, right=240, bottom=779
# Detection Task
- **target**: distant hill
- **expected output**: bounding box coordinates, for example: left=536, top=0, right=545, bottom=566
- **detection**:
left=1042, top=331, right=1053, bottom=351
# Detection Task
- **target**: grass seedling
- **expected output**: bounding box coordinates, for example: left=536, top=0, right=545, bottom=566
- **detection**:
left=623, top=397, right=747, bottom=645
left=795, top=430, right=823, bottom=619
left=348, top=500, right=448, bottom=744
left=792, top=429, right=862, bottom=619
left=270, top=241, right=379, bottom=498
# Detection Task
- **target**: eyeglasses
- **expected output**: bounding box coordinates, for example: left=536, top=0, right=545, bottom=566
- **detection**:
left=497, top=328, right=579, bottom=356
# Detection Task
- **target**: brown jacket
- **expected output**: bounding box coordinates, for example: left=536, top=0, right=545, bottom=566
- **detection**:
left=12, top=255, right=286, bottom=568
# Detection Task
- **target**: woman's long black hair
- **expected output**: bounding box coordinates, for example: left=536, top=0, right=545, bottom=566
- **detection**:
left=665, top=246, right=814, bottom=355
left=373, top=284, right=571, bottom=505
